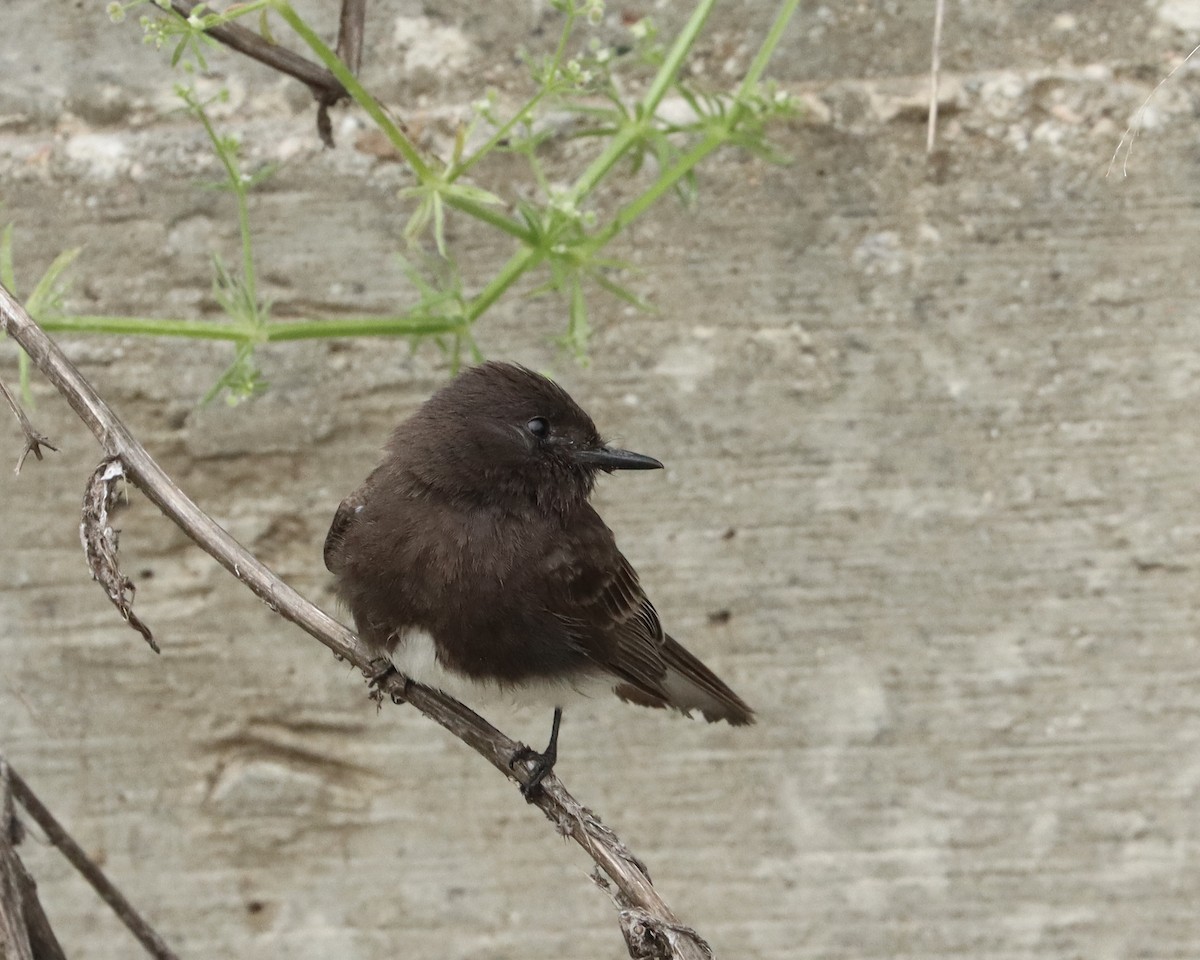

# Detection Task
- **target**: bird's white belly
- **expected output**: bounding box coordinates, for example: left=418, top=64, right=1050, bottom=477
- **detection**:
left=389, top=630, right=614, bottom=713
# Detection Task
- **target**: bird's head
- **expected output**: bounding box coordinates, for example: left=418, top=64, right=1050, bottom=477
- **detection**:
left=390, top=362, right=662, bottom=512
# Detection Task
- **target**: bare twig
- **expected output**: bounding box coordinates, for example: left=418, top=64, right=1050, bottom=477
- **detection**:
left=81, top=457, right=158, bottom=652
left=9, top=860, right=67, bottom=960
left=0, top=375, right=57, bottom=475
left=926, top=0, right=945, bottom=154
left=0, top=760, right=35, bottom=960
left=7, top=763, right=180, bottom=960
left=336, top=0, right=367, bottom=77
left=0, top=283, right=712, bottom=959
left=2, top=760, right=69, bottom=960
left=1, top=759, right=75, bottom=960
left=317, top=0, right=369, bottom=145
left=166, top=0, right=349, bottom=145
left=168, top=0, right=346, bottom=100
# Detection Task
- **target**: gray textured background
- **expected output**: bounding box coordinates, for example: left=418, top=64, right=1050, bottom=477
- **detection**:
left=4, top=1, right=1200, bottom=957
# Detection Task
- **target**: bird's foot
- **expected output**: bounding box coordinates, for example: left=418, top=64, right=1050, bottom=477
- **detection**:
left=510, top=743, right=557, bottom=800
left=363, top=658, right=409, bottom=706
left=509, top=707, right=562, bottom=801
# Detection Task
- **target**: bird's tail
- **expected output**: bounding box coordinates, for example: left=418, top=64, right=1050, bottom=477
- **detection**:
left=652, top=636, right=755, bottom=725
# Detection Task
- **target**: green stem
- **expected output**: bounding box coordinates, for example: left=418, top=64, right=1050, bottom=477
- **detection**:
left=190, top=0, right=273, bottom=30
left=274, top=1, right=532, bottom=243
left=104, top=0, right=798, bottom=361
left=18, top=348, right=30, bottom=401
left=191, top=101, right=257, bottom=309
left=453, top=4, right=577, bottom=182
left=567, top=0, right=718, bottom=202
left=272, top=0, right=431, bottom=181
left=585, top=0, right=799, bottom=254
left=464, top=246, right=546, bottom=323
left=446, top=192, right=535, bottom=243
left=450, top=87, right=550, bottom=183
left=460, top=0, right=795, bottom=328
left=736, top=0, right=800, bottom=100
left=639, top=0, right=716, bottom=119
left=585, top=132, right=724, bottom=253
left=43, top=315, right=256, bottom=340
left=548, top=7, right=578, bottom=83
left=41, top=314, right=465, bottom=340
left=264, top=315, right=464, bottom=340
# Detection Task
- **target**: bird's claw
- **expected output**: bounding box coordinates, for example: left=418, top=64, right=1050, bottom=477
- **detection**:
left=509, top=743, right=556, bottom=800
left=510, top=707, right=562, bottom=800
left=364, top=658, right=408, bottom=706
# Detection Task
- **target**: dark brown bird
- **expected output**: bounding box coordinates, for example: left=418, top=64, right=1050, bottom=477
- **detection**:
left=324, top=362, right=753, bottom=793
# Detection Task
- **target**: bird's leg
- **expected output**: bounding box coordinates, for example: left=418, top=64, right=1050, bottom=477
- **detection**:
left=363, top=658, right=408, bottom=706
left=510, top=707, right=562, bottom=800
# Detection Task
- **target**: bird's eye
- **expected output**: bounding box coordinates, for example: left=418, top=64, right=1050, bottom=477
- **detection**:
left=526, top=417, right=550, bottom=439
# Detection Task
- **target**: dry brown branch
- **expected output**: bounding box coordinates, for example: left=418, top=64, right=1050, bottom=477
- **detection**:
left=0, top=375, right=57, bottom=475
left=6, top=761, right=179, bottom=960
left=336, top=0, right=367, bottom=77
left=0, top=282, right=714, bottom=960
left=0, top=760, right=35, bottom=960
left=168, top=0, right=345, bottom=100
left=1, top=759, right=69, bottom=960
left=166, top=0, right=349, bottom=146
left=9, top=861, right=66, bottom=960
left=315, top=0, right=369, bottom=145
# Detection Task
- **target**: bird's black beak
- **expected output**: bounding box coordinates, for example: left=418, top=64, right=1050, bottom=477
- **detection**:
left=570, top=445, right=664, bottom=472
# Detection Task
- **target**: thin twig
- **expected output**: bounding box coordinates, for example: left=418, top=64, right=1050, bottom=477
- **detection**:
left=1, top=758, right=74, bottom=960
left=7, top=764, right=180, bottom=960
left=169, top=0, right=345, bottom=100
left=166, top=0, right=349, bottom=145
left=0, top=374, right=57, bottom=475
left=0, top=282, right=712, bottom=960
left=317, top=0, right=369, bottom=146
left=926, top=0, right=945, bottom=155
left=2, top=759, right=69, bottom=960
left=10, top=858, right=67, bottom=960
left=0, top=760, right=35, bottom=960
left=336, top=0, right=367, bottom=77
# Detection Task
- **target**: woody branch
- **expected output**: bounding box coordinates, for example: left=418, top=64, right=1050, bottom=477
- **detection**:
left=0, top=282, right=713, bottom=960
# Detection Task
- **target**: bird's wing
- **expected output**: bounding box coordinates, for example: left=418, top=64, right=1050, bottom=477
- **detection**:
left=323, top=478, right=374, bottom=573
left=550, top=509, right=754, bottom=725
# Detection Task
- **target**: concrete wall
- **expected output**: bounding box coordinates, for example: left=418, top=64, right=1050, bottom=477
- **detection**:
left=4, top=1, right=1200, bottom=957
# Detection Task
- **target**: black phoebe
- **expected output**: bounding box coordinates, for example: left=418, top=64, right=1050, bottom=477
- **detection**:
left=324, top=362, right=753, bottom=793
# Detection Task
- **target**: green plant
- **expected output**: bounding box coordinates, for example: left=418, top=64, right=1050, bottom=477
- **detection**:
left=7, top=0, right=799, bottom=402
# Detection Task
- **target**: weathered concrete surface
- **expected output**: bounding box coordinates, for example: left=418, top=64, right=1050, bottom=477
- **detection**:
left=4, top=1, right=1200, bottom=958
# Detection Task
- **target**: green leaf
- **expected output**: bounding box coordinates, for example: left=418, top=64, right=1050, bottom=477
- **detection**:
left=26, top=247, right=82, bottom=318
left=403, top=191, right=435, bottom=245
left=201, top=341, right=267, bottom=406
left=560, top=276, right=591, bottom=360
left=431, top=192, right=447, bottom=258
left=593, top=271, right=653, bottom=312
left=452, top=123, right=467, bottom=165
left=446, top=182, right=505, bottom=207
left=242, top=162, right=279, bottom=190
